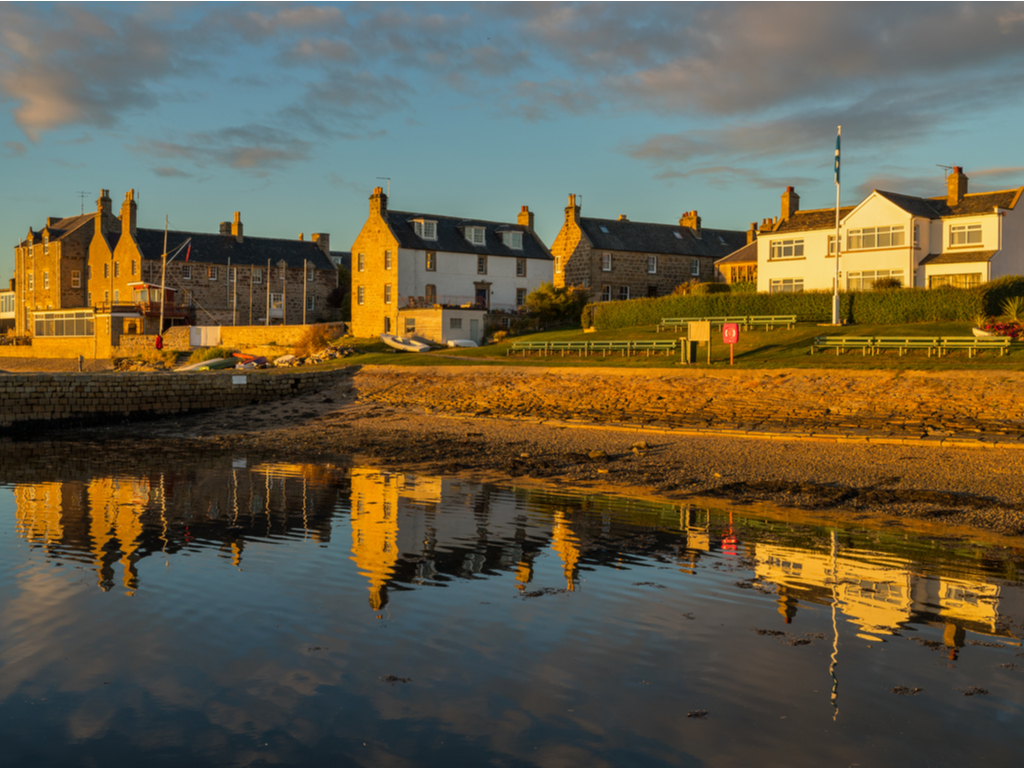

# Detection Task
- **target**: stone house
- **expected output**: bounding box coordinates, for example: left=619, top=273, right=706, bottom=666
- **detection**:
left=549, top=194, right=747, bottom=302
left=757, top=169, right=1024, bottom=293
left=349, top=187, right=553, bottom=339
left=715, top=226, right=760, bottom=284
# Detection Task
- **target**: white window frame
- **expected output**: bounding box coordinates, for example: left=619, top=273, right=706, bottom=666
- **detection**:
left=619, top=285, right=630, bottom=301
left=466, top=226, right=485, bottom=245
left=516, top=258, right=526, bottom=277
left=691, top=258, right=700, bottom=277
left=307, top=266, right=314, bottom=281
left=769, top=278, right=804, bottom=293
left=43, top=271, right=49, bottom=290
left=306, top=296, right=315, bottom=311
left=270, top=292, right=283, bottom=310
left=601, top=284, right=611, bottom=301
left=555, top=256, right=562, bottom=273
left=28, top=273, right=34, bottom=290
left=504, top=231, right=523, bottom=249
left=949, top=223, right=982, bottom=247
left=647, top=256, right=657, bottom=274
left=769, top=239, right=805, bottom=259
left=384, top=284, right=392, bottom=304
left=601, top=252, right=612, bottom=271
left=929, top=273, right=981, bottom=289
left=413, top=220, right=437, bottom=240
left=253, top=268, right=263, bottom=284
left=229, top=268, right=236, bottom=283
left=182, top=264, right=192, bottom=280
left=847, top=269, right=904, bottom=291
left=357, top=285, right=365, bottom=305
left=477, top=256, right=487, bottom=275
left=450, top=317, right=462, bottom=329
left=357, top=253, right=365, bottom=272
left=847, top=226, right=906, bottom=250
left=208, top=266, right=218, bottom=281
left=384, top=250, right=392, bottom=270
left=71, top=270, right=81, bottom=289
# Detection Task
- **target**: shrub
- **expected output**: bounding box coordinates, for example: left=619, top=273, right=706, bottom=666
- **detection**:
left=872, top=276, right=903, bottom=290
left=294, top=323, right=341, bottom=356
left=525, top=283, right=589, bottom=327
left=729, top=281, right=758, bottom=294
left=492, top=330, right=510, bottom=343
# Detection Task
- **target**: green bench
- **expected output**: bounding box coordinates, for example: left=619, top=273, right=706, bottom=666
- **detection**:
left=507, top=341, right=550, bottom=356
left=548, top=341, right=590, bottom=357
left=937, top=336, right=1012, bottom=357
left=657, top=317, right=701, bottom=332
left=746, top=315, right=797, bottom=330
left=630, top=340, right=680, bottom=356
left=588, top=340, right=634, bottom=356
left=872, top=337, right=940, bottom=357
left=811, top=336, right=874, bottom=355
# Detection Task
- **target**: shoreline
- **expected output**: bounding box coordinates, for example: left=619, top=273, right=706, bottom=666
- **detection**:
left=10, top=364, right=1022, bottom=545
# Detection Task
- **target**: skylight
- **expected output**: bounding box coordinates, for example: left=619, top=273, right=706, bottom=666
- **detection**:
left=600, top=225, right=609, bottom=233
left=674, top=231, right=682, bottom=239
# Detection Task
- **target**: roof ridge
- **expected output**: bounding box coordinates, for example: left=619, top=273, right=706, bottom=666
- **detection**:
left=388, top=210, right=518, bottom=227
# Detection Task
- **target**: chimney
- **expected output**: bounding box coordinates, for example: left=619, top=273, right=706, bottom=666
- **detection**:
left=781, top=186, right=800, bottom=219
left=759, top=218, right=774, bottom=234
left=947, top=166, right=968, bottom=206
left=231, top=211, right=243, bottom=242
left=618, top=214, right=629, bottom=221
left=46, top=217, right=58, bottom=227
left=298, top=233, right=304, bottom=241
left=747, top=222, right=758, bottom=244
left=96, top=189, right=113, bottom=228
left=566, top=194, right=581, bottom=225
left=312, top=233, right=330, bottom=256
left=518, top=205, right=535, bottom=233
left=370, top=186, right=388, bottom=217
left=680, top=210, right=702, bottom=238
left=120, top=189, right=137, bottom=237
left=220, top=221, right=232, bottom=236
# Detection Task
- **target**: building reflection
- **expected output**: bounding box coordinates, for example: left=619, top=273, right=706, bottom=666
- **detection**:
left=10, top=460, right=340, bottom=594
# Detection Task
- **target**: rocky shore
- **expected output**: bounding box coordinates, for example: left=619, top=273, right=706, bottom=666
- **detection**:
left=28, top=364, right=1024, bottom=542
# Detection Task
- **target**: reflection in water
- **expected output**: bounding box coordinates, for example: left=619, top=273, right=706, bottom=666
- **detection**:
left=1, top=458, right=1023, bottom=766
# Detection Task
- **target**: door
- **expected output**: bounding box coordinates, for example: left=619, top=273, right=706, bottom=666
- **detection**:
left=470, top=319, right=479, bottom=343
left=475, top=288, right=488, bottom=309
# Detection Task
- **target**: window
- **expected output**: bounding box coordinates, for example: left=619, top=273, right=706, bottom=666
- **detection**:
left=229, top=292, right=237, bottom=307
left=847, top=226, right=905, bottom=250
left=131, top=260, right=137, bottom=276
left=253, top=267, right=263, bottom=284
left=307, top=266, right=314, bottom=281
left=770, top=239, right=805, bottom=259
left=270, top=292, right=283, bottom=310
left=32, top=310, right=94, bottom=338
left=504, top=231, right=523, bottom=249
left=848, top=270, right=904, bottom=291
left=425, top=284, right=437, bottom=304
left=691, top=258, right=700, bottom=277
left=28, top=273, right=34, bottom=290
left=43, top=271, right=49, bottom=290
left=384, top=250, right=392, bottom=270
left=648, top=285, right=659, bottom=298
left=477, top=256, right=487, bottom=275
left=71, top=270, right=80, bottom=288
left=465, top=226, right=485, bottom=245
left=403, top=317, right=416, bottom=333
left=426, top=252, right=436, bottom=271
left=769, top=278, right=804, bottom=293
left=357, top=253, right=365, bottom=272
left=182, top=264, right=192, bottom=280
left=647, top=256, right=657, bottom=274
left=306, top=296, right=315, bottom=311
left=413, top=220, right=437, bottom=240
left=229, top=268, right=236, bottom=283
left=184, top=290, right=193, bottom=306
left=913, top=225, right=920, bottom=248
left=384, top=284, right=392, bottom=304
left=602, top=284, right=612, bottom=301
left=87, top=292, right=92, bottom=306
left=601, top=253, right=612, bottom=271
left=113, top=289, right=119, bottom=303
left=516, top=288, right=527, bottom=307
left=555, top=256, right=562, bottom=273
left=103, top=290, right=109, bottom=303
left=209, top=266, right=218, bottom=281
left=516, top=258, right=526, bottom=277
left=114, top=263, right=120, bottom=278
left=828, top=235, right=842, bottom=255
left=44, top=242, right=49, bottom=256
left=619, top=285, right=630, bottom=301
left=450, top=317, right=462, bottom=329
left=103, top=263, right=109, bottom=279
left=949, top=223, right=982, bottom=247
left=357, top=286, right=365, bottom=305
left=929, top=273, right=981, bottom=289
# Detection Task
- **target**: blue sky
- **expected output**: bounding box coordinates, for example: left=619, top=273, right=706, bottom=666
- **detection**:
left=3, top=1, right=1024, bottom=279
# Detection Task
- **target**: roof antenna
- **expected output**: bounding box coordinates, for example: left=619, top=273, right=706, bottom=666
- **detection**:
left=376, top=177, right=390, bottom=197
left=77, top=190, right=89, bottom=215
left=936, top=164, right=952, bottom=179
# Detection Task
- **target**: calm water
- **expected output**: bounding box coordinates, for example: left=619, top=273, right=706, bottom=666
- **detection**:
left=1, top=452, right=1023, bottom=767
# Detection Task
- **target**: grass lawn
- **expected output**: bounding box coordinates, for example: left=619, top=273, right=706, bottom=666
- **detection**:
left=333, top=321, right=1024, bottom=371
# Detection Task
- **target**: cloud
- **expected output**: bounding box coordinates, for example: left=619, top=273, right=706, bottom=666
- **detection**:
left=653, top=164, right=820, bottom=191
left=153, top=166, right=192, bottom=178
left=3, top=140, right=26, bottom=157
left=132, top=124, right=311, bottom=175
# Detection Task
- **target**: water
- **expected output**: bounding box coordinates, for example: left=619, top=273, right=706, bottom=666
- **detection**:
left=1, top=452, right=1022, bottom=767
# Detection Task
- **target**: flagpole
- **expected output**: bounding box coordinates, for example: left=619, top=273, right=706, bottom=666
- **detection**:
left=832, top=126, right=842, bottom=325
left=159, top=215, right=168, bottom=338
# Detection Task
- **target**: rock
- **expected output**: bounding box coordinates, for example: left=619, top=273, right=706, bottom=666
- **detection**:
left=631, top=441, right=649, bottom=450
left=588, top=450, right=607, bottom=460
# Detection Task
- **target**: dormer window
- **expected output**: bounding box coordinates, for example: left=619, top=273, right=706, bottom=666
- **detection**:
left=465, top=226, right=485, bottom=246
left=502, top=231, right=523, bottom=249
left=413, top=220, right=437, bottom=240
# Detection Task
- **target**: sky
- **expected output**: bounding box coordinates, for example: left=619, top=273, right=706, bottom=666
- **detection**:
left=3, top=1, right=1024, bottom=279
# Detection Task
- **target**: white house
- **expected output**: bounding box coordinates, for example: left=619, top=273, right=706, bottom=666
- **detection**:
left=350, top=187, right=554, bottom=339
left=757, top=169, right=1024, bottom=293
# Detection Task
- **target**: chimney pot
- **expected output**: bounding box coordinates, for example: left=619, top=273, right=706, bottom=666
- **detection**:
left=618, top=214, right=628, bottom=221
left=299, top=233, right=304, bottom=241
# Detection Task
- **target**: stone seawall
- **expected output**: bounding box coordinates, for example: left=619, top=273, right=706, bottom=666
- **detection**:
left=0, top=367, right=351, bottom=432
left=351, top=366, right=1024, bottom=444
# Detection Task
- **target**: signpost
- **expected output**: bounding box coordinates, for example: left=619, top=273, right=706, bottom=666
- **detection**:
left=723, top=322, right=739, bottom=365
left=685, top=321, right=711, bottom=364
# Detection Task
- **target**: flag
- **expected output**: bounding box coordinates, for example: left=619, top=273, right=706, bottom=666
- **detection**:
left=185, top=244, right=191, bottom=262
left=834, top=126, right=841, bottom=186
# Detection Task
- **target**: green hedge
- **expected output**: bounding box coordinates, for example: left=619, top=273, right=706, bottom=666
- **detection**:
left=585, top=276, right=1024, bottom=330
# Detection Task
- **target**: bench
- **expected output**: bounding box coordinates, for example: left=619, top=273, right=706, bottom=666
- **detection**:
left=938, top=336, right=1012, bottom=358
left=507, top=341, right=550, bottom=356
left=548, top=340, right=590, bottom=357
left=872, top=337, right=940, bottom=357
left=746, top=315, right=797, bottom=330
left=657, top=317, right=702, bottom=332
left=810, top=336, right=874, bottom=355
left=588, top=340, right=634, bottom=356
left=630, top=339, right=680, bottom=356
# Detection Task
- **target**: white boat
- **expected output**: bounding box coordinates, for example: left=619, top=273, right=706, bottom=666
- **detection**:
left=381, top=333, right=430, bottom=353
left=447, top=339, right=478, bottom=348
left=972, top=327, right=995, bottom=338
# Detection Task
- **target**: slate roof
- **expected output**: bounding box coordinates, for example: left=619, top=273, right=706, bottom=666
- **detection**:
left=578, top=217, right=746, bottom=258
left=19, top=213, right=95, bottom=246
left=134, top=228, right=336, bottom=271
left=773, top=207, right=856, bottom=234
left=385, top=210, right=552, bottom=261
left=714, top=240, right=758, bottom=265
left=877, top=189, right=1022, bottom=219
left=918, top=250, right=998, bottom=266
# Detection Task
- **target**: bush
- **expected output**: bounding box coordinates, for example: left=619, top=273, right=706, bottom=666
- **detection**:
left=525, top=283, right=589, bottom=327
left=294, top=323, right=341, bottom=357
left=872, top=277, right=903, bottom=290
left=729, top=281, right=757, bottom=294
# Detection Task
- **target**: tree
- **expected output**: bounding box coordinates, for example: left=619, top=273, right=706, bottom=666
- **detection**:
left=524, top=282, right=589, bottom=327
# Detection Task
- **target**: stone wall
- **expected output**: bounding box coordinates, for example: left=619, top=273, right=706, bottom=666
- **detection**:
left=0, top=367, right=350, bottom=431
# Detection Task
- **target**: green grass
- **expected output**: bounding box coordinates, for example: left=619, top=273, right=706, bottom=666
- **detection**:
left=332, top=322, right=1024, bottom=371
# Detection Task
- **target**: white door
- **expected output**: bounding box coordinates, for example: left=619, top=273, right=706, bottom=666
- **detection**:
left=470, top=319, right=479, bottom=342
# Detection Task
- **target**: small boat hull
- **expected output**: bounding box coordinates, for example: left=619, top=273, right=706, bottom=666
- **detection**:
left=381, top=333, right=430, bottom=353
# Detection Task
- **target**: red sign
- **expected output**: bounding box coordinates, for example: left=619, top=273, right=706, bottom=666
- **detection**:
left=722, top=323, right=740, bottom=344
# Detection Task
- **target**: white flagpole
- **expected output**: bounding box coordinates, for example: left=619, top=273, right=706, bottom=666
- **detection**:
left=832, top=126, right=842, bottom=325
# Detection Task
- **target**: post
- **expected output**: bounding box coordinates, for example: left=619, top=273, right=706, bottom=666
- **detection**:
left=265, top=259, right=271, bottom=326
left=249, top=267, right=253, bottom=326
left=232, top=267, right=237, bottom=326
left=279, top=259, right=288, bottom=326
left=832, top=125, right=842, bottom=325
left=302, top=259, right=308, bottom=325
left=159, top=215, right=168, bottom=336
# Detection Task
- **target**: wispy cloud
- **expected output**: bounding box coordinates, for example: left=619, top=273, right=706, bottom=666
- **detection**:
left=132, top=124, right=311, bottom=175
left=3, top=140, right=26, bottom=157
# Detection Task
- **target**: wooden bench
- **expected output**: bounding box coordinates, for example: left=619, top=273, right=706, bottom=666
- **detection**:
left=872, top=337, right=940, bottom=357
left=507, top=341, right=550, bottom=356
left=811, top=336, right=874, bottom=355
left=746, top=315, right=797, bottom=330
left=938, top=336, right=1012, bottom=358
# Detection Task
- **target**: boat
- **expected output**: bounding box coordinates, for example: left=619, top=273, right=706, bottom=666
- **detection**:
left=198, top=358, right=240, bottom=371
left=176, top=357, right=224, bottom=372
left=972, top=327, right=995, bottom=338
left=446, top=339, right=478, bottom=348
left=381, top=333, right=430, bottom=353
left=236, top=356, right=268, bottom=369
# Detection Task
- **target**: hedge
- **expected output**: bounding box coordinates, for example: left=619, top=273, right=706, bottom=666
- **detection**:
left=584, top=275, right=1024, bottom=330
